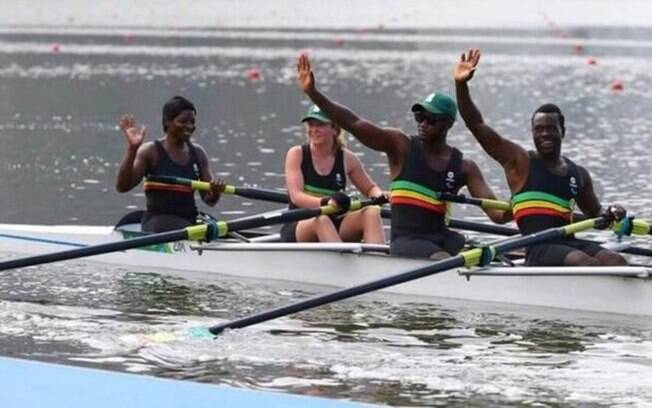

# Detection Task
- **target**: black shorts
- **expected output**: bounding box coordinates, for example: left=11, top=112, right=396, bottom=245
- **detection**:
left=390, top=229, right=465, bottom=259
left=526, top=237, right=605, bottom=266
left=279, top=215, right=345, bottom=243
left=141, top=212, right=195, bottom=233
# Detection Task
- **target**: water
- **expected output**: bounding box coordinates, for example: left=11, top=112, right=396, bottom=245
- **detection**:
left=1, top=1, right=652, bottom=406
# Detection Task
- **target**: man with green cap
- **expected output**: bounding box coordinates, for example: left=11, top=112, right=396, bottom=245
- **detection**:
left=297, top=53, right=511, bottom=259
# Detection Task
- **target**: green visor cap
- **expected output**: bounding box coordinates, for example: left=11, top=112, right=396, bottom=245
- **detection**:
left=411, top=92, right=457, bottom=121
left=301, top=105, right=332, bottom=124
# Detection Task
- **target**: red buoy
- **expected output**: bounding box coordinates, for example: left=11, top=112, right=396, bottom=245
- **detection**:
left=611, top=80, right=624, bottom=91
left=587, top=57, right=597, bottom=65
left=51, top=43, right=61, bottom=53
left=247, top=68, right=261, bottom=81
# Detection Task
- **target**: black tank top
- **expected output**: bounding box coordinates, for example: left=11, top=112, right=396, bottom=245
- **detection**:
left=289, top=144, right=346, bottom=209
left=144, top=140, right=200, bottom=220
left=511, top=151, right=580, bottom=235
left=390, top=137, right=465, bottom=236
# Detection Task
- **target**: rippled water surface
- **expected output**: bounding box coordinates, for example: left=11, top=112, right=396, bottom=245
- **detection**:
left=1, top=1, right=652, bottom=407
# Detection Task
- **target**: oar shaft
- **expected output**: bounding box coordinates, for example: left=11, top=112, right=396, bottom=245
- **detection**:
left=211, top=257, right=465, bottom=334
left=0, top=228, right=193, bottom=272
left=224, top=186, right=288, bottom=204
left=438, top=193, right=512, bottom=211
left=147, top=175, right=290, bottom=204
left=448, top=218, right=652, bottom=258
left=208, top=218, right=602, bottom=335
left=0, top=198, right=381, bottom=273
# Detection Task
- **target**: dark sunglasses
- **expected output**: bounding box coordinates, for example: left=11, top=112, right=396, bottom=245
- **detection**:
left=414, top=111, right=447, bottom=125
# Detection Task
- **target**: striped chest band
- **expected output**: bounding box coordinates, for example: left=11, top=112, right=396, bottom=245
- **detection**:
left=512, top=191, right=573, bottom=222
left=303, top=184, right=338, bottom=197
left=389, top=180, right=447, bottom=214
left=143, top=181, right=193, bottom=194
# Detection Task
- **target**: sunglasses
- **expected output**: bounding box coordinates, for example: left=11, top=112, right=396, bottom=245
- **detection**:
left=414, top=111, right=447, bottom=125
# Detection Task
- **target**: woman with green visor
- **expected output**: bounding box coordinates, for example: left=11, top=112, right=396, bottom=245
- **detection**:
left=280, top=105, right=386, bottom=244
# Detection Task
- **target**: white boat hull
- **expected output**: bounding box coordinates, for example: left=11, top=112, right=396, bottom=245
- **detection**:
left=0, top=223, right=651, bottom=316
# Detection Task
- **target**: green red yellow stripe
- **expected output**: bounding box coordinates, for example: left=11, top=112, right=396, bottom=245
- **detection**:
left=144, top=181, right=193, bottom=194
left=389, top=180, right=447, bottom=215
left=512, top=191, right=572, bottom=222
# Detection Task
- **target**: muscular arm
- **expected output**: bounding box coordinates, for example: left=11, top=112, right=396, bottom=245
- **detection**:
left=115, top=143, right=150, bottom=192
left=297, top=53, right=409, bottom=177
left=456, top=81, right=528, bottom=177
left=307, top=88, right=408, bottom=158
left=454, top=49, right=529, bottom=191
left=344, top=150, right=383, bottom=198
left=285, top=146, right=323, bottom=208
left=575, top=165, right=602, bottom=217
left=463, top=159, right=512, bottom=224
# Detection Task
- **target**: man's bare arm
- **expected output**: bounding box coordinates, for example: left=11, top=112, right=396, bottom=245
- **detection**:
left=463, top=159, right=512, bottom=224
left=454, top=49, right=529, bottom=182
left=297, top=53, right=409, bottom=170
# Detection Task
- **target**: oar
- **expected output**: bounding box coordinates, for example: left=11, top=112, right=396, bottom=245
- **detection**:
left=146, top=175, right=288, bottom=204
left=147, top=175, right=517, bottom=211
left=0, top=197, right=384, bottom=272
left=438, top=192, right=511, bottom=211
left=446, top=218, right=652, bottom=258
left=207, top=217, right=606, bottom=335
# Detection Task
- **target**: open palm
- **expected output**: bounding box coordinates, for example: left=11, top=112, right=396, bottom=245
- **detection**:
left=118, top=114, right=147, bottom=148
left=454, top=49, right=481, bottom=83
left=296, top=52, right=315, bottom=93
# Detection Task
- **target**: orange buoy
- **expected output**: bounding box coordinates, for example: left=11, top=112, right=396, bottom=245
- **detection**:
left=611, top=80, right=624, bottom=91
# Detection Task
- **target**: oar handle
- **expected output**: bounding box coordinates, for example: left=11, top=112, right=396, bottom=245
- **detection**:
left=438, top=193, right=512, bottom=211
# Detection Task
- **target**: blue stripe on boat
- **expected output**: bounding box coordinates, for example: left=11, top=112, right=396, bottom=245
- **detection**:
left=0, top=233, right=87, bottom=248
left=0, top=357, right=374, bottom=407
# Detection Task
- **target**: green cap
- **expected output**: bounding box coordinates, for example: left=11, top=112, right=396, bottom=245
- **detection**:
left=301, top=105, right=332, bottom=124
left=411, top=92, right=457, bottom=121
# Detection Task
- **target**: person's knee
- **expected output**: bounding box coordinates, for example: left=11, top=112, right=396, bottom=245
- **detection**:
left=429, top=250, right=452, bottom=261
left=596, top=251, right=627, bottom=266
left=315, top=215, right=335, bottom=227
left=362, top=206, right=381, bottom=218
left=564, top=251, right=601, bottom=266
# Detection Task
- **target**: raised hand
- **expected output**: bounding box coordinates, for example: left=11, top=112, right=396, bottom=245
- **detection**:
left=454, top=48, right=481, bottom=83
left=118, top=114, right=147, bottom=149
left=296, top=52, right=316, bottom=94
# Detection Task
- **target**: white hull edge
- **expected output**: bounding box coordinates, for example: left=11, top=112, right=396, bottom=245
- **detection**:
left=0, top=223, right=651, bottom=317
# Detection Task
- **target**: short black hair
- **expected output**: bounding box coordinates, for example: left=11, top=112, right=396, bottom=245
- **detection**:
left=162, top=96, right=196, bottom=131
left=531, top=103, right=565, bottom=133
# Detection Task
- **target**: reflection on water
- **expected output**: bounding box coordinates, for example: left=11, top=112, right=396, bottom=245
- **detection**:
left=2, top=11, right=652, bottom=407
left=1, top=259, right=651, bottom=407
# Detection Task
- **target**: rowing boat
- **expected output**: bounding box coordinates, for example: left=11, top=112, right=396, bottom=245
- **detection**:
left=0, top=222, right=650, bottom=316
